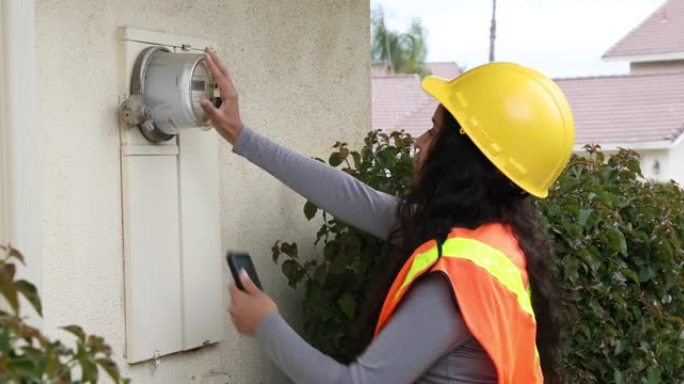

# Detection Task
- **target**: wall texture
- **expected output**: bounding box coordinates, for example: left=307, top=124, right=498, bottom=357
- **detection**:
left=35, top=1, right=370, bottom=382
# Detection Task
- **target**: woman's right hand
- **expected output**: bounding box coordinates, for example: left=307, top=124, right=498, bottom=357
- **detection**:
left=201, top=49, right=243, bottom=145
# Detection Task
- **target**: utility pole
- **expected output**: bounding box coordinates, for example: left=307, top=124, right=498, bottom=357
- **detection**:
left=489, top=0, right=497, bottom=62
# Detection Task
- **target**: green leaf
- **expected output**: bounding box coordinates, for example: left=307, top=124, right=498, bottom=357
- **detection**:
left=7, top=356, right=40, bottom=381
left=578, top=208, right=592, bottom=226
left=605, top=228, right=627, bottom=255
left=97, top=358, right=121, bottom=381
left=281, top=242, right=298, bottom=259
left=281, top=260, right=303, bottom=288
left=588, top=300, right=605, bottom=318
left=314, top=265, right=327, bottom=284
left=562, top=256, right=579, bottom=282
left=87, top=334, right=110, bottom=354
left=271, top=242, right=281, bottom=263
left=339, top=147, right=349, bottom=161
left=304, top=201, right=318, bottom=221
left=351, top=151, right=362, bottom=169
left=329, top=152, right=343, bottom=167
left=14, top=279, right=42, bottom=316
left=0, top=263, right=20, bottom=313
left=638, top=266, right=655, bottom=283
left=336, top=293, right=356, bottom=319
left=8, top=247, right=25, bottom=265
left=646, top=367, right=661, bottom=384
left=330, top=250, right=351, bottom=274
left=61, top=325, right=86, bottom=342
left=79, top=355, right=98, bottom=382
left=323, top=241, right=339, bottom=261
left=622, top=268, right=640, bottom=284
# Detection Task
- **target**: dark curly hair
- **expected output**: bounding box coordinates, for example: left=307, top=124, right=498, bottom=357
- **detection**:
left=349, top=106, right=562, bottom=383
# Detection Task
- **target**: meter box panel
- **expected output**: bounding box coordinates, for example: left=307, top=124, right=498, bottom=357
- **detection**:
left=119, top=27, right=223, bottom=363
left=122, top=154, right=183, bottom=362
left=178, top=129, right=223, bottom=349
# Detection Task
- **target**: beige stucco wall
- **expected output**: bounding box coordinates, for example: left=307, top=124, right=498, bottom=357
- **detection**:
left=35, top=1, right=370, bottom=383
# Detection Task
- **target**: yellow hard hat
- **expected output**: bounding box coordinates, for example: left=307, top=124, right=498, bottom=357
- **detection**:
left=422, top=62, right=575, bottom=198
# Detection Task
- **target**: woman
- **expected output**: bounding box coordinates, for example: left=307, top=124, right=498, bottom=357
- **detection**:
left=200, top=49, right=574, bottom=384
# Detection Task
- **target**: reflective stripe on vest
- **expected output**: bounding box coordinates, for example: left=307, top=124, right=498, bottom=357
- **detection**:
left=394, top=237, right=535, bottom=321
left=374, top=224, right=543, bottom=384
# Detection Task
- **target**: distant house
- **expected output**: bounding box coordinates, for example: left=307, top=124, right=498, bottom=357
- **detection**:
left=371, top=0, right=684, bottom=185
left=602, top=0, right=684, bottom=74
left=557, top=0, right=684, bottom=184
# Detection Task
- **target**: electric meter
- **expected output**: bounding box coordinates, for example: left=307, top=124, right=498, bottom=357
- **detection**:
left=121, top=46, right=221, bottom=143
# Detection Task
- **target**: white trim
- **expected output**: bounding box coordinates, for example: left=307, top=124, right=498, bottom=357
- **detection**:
left=573, top=140, right=673, bottom=153
left=0, top=2, right=7, bottom=243
left=672, top=131, right=684, bottom=148
left=1, top=0, right=42, bottom=325
left=603, top=51, right=684, bottom=63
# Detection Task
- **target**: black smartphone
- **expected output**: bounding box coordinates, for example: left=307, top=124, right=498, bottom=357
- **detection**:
left=226, top=252, right=263, bottom=292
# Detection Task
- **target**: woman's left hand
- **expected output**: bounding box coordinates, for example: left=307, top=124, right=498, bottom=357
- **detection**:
left=229, top=271, right=279, bottom=336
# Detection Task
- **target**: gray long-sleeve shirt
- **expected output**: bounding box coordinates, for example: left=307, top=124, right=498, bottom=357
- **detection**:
left=233, top=127, right=496, bottom=383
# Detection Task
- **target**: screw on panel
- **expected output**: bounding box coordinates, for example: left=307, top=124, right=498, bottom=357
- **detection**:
left=181, top=44, right=192, bottom=51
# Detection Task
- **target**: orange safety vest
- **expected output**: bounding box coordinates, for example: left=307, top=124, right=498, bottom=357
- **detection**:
left=374, top=223, right=542, bottom=384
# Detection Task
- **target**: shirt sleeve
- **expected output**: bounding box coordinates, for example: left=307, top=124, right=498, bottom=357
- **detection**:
left=232, top=126, right=399, bottom=240
left=254, top=275, right=473, bottom=384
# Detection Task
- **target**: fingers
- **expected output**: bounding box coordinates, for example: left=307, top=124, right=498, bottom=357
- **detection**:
left=240, top=270, right=260, bottom=294
left=204, top=51, right=238, bottom=100
left=206, top=48, right=229, bottom=76
left=228, top=283, right=242, bottom=302
left=201, top=99, right=223, bottom=122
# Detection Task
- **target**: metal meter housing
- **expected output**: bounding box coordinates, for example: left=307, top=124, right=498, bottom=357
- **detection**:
left=121, top=46, right=220, bottom=143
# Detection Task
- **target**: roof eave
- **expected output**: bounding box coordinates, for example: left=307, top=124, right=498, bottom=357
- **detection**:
left=602, top=51, right=684, bottom=63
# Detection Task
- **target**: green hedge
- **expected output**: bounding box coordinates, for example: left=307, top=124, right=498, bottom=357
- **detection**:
left=273, top=133, right=684, bottom=382
left=543, top=146, right=684, bottom=383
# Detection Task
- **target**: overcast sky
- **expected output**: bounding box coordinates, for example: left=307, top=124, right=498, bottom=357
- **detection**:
left=370, top=0, right=666, bottom=78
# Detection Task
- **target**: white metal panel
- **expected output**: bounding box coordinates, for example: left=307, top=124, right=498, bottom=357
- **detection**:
left=122, top=154, right=183, bottom=363
left=1, top=0, right=42, bottom=326
left=0, top=1, right=7, bottom=243
left=177, top=129, right=223, bottom=349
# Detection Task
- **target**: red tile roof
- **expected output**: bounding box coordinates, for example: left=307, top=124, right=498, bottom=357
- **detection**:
left=372, top=71, right=684, bottom=146
left=426, top=62, right=463, bottom=79
left=555, top=71, right=684, bottom=145
left=371, top=74, right=431, bottom=133
left=604, top=0, right=684, bottom=60
left=371, top=63, right=461, bottom=136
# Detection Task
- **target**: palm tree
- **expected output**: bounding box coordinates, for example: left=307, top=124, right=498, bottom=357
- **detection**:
left=371, top=7, right=431, bottom=77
